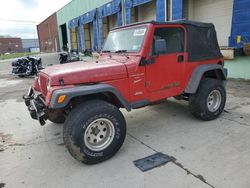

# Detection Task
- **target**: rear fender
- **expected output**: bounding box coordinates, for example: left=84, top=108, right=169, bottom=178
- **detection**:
left=185, top=64, right=227, bottom=94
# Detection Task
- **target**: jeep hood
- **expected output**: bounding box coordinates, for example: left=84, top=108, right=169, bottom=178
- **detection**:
left=41, top=59, right=128, bottom=86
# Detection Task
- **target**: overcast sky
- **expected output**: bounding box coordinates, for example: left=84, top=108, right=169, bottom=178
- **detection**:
left=0, top=0, right=71, bottom=39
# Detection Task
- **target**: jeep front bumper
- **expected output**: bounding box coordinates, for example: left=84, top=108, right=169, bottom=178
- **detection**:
left=23, top=87, right=47, bottom=126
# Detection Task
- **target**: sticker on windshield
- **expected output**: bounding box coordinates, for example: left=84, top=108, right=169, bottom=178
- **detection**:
left=133, top=28, right=146, bottom=36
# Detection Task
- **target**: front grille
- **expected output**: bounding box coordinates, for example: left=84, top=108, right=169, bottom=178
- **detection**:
left=39, top=74, right=48, bottom=96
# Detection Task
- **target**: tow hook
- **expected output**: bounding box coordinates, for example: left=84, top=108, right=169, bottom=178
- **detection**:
left=23, top=87, right=46, bottom=126
left=23, top=94, right=33, bottom=107
left=23, top=87, right=34, bottom=106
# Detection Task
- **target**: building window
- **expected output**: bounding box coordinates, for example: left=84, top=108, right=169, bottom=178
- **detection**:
left=70, top=28, right=78, bottom=50
left=84, top=24, right=92, bottom=49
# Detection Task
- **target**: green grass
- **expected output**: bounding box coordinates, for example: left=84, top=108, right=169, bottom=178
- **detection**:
left=0, top=52, right=39, bottom=61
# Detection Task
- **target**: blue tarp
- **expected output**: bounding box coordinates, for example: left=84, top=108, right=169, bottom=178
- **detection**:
left=156, top=0, right=165, bottom=22
left=93, top=20, right=99, bottom=51
left=125, top=0, right=133, bottom=24
left=78, top=9, right=98, bottom=51
left=132, top=0, right=152, bottom=7
left=79, top=9, right=96, bottom=25
left=99, top=0, right=121, bottom=17
left=98, top=0, right=122, bottom=49
left=172, top=0, right=183, bottom=20
left=68, top=17, right=79, bottom=29
left=229, top=0, right=250, bottom=48
left=77, top=26, right=83, bottom=51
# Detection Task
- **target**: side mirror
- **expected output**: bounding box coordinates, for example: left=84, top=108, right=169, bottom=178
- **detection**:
left=154, top=39, right=167, bottom=55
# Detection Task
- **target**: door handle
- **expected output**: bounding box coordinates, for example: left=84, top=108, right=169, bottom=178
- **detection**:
left=177, top=55, right=184, bottom=62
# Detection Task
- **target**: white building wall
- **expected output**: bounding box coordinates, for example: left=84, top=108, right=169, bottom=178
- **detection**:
left=188, top=0, right=233, bottom=46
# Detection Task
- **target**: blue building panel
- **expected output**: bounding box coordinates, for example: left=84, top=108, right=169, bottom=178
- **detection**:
left=125, top=0, right=133, bottom=24
left=79, top=9, right=97, bottom=25
left=172, top=0, right=183, bottom=20
left=229, top=0, right=250, bottom=48
left=234, top=11, right=250, bottom=25
left=78, top=9, right=99, bottom=51
left=132, top=0, right=152, bottom=7
left=98, top=8, right=104, bottom=49
left=68, top=17, right=79, bottom=29
left=117, top=11, right=123, bottom=26
left=77, top=26, right=82, bottom=50
left=100, top=0, right=121, bottom=17
left=156, top=0, right=165, bottom=22
left=93, top=20, right=99, bottom=51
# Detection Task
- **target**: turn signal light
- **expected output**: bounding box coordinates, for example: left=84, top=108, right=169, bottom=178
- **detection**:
left=57, top=95, right=66, bottom=104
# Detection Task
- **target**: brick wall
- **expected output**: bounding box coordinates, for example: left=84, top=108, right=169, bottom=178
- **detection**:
left=0, top=38, right=23, bottom=54
left=37, top=13, right=60, bottom=52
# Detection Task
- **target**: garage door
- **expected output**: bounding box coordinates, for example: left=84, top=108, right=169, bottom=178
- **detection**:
left=191, top=0, right=233, bottom=47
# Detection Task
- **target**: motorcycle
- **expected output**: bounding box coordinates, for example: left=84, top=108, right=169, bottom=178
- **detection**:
left=59, top=51, right=80, bottom=64
left=59, top=49, right=92, bottom=64
left=12, top=56, right=43, bottom=77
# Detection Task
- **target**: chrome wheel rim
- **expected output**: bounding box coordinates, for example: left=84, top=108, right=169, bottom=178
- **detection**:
left=207, top=90, right=222, bottom=112
left=84, top=118, right=115, bottom=151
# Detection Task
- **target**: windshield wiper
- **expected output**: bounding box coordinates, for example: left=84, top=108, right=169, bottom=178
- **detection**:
left=115, top=50, right=127, bottom=53
left=102, top=50, right=111, bottom=53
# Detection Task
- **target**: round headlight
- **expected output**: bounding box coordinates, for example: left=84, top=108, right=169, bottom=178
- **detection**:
left=46, top=79, right=51, bottom=91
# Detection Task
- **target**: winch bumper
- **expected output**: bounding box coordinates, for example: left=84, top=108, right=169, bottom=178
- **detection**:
left=23, top=87, right=47, bottom=126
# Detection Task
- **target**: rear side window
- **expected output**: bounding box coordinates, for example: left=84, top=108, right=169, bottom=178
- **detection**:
left=152, top=27, right=184, bottom=55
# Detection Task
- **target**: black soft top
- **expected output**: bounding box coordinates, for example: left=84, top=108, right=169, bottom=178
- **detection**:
left=118, top=20, right=223, bottom=62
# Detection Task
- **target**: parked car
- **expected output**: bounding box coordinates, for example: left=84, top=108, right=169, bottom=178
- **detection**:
left=23, top=21, right=227, bottom=164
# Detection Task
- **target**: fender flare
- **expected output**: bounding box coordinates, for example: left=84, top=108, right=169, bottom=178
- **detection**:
left=184, top=64, right=227, bottom=94
left=49, top=83, right=131, bottom=111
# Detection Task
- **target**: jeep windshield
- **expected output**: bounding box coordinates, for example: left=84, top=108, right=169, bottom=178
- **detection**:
left=102, top=26, right=147, bottom=53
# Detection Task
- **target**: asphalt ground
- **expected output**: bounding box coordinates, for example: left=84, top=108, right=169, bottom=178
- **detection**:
left=0, top=53, right=250, bottom=188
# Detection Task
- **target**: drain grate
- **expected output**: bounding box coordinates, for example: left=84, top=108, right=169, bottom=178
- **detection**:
left=133, top=152, right=172, bottom=172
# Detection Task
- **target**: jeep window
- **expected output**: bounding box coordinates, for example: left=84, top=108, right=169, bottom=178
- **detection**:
left=102, top=27, right=147, bottom=53
left=152, top=27, right=184, bottom=55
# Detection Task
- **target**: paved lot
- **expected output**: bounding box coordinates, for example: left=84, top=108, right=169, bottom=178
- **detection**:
left=1, top=53, right=250, bottom=188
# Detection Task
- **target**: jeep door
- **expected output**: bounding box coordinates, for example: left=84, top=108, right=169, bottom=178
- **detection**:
left=145, top=26, right=187, bottom=97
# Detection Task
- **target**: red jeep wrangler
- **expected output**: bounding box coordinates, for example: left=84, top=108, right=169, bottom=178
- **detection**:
left=24, top=21, right=227, bottom=164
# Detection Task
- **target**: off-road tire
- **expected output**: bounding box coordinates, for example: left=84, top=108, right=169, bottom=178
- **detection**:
left=63, top=100, right=126, bottom=164
left=47, top=109, right=66, bottom=124
left=189, top=78, right=226, bottom=121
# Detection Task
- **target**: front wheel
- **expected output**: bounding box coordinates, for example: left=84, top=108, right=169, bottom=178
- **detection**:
left=189, top=78, right=226, bottom=121
left=63, top=100, right=126, bottom=164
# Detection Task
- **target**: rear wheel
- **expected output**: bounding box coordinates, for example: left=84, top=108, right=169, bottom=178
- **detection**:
left=63, top=100, right=126, bottom=164
left=189, top=78, right=226, bottom=121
